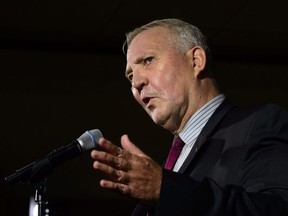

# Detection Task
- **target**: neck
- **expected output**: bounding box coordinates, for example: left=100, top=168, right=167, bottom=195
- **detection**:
left=173, top=80, right=220, bottom=135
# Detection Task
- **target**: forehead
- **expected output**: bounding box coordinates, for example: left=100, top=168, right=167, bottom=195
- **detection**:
left=126, top=27, right=172, bottom=61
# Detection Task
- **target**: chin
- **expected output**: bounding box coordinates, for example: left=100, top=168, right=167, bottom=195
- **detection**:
left=150, top=112, right=168, bottom=127
left=150, top=110, right=178, bottom=132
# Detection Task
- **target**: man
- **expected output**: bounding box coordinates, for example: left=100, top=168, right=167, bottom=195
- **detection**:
left=90, top=18, right=288, bottom=215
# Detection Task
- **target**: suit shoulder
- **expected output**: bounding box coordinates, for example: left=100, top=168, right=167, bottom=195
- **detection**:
left=248, top=103, right=288, bottom=117
left=233, top=102, right=288, bottom=115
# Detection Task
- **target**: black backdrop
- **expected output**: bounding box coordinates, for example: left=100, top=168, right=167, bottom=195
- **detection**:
left=1, top=0, right=288, bottom=215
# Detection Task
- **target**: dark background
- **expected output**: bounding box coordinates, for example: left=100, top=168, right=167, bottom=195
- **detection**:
left=1, top=0, right=288, bottom=215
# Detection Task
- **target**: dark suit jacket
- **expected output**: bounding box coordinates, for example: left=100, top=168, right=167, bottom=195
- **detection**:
left=132, top=100, right=288, bottom=215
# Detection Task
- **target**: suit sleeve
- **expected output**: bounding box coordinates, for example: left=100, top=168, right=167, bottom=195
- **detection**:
left=155, top=104, right=288, bottom=216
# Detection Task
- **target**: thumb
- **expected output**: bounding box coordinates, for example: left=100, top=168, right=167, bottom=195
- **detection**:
left=121, top=134, right=147, bottom=157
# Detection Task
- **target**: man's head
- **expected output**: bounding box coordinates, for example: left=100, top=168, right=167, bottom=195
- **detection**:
left=124, top=18, right=212, bottom=63
left=124, top=18, right=219, bottom=134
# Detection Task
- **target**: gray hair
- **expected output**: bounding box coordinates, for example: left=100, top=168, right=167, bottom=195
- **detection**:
left=123, top=18, right=212, bottom=62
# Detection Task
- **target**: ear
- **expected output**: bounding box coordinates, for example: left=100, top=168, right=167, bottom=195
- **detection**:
left=187, top=46, right=207, bottom=78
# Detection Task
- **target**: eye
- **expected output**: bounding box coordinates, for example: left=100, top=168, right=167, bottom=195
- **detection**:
left=144, top=56, right=154, bottom=65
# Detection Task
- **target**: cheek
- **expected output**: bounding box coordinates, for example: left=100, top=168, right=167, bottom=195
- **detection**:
left=167, top=84, right=183, bottom=103
left=163, top=76, right=188, bottom=107
left=159, top=73, right=182, bottom=97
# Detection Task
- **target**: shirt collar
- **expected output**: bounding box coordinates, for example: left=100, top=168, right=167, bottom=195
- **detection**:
left=179, top=94, right=225, bottom=146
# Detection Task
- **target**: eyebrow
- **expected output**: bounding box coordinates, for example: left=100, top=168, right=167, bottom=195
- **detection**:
left=125, top=50, right=157, bottom=78
left=124, top=55, right=145, bottom=78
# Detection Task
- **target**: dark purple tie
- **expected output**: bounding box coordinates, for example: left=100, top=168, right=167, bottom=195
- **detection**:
left=164, top=136, right=185, bottom=170
left=144, top=137, right=185, bottom=216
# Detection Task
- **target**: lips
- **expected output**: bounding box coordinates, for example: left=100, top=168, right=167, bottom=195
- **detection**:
left=142, top=96, right=151, bottom=105
left=140, top=91, right=157, bottom=108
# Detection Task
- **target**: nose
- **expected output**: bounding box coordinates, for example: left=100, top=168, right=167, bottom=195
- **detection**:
left=131, top=69, right=148, bottom=93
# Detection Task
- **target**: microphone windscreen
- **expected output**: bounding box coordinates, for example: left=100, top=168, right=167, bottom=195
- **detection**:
left=77, top=129, right=103, bottom=151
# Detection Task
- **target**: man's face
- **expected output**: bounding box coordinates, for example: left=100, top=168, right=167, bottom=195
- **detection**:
left=125, top=27, right=198, bottom=131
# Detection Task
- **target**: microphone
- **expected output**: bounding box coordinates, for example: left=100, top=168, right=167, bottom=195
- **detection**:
left=5, top=129, right=103, bottom=186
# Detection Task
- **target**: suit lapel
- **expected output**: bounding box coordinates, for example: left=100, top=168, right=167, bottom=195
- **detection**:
left=178, top=100, right=234, bottom=174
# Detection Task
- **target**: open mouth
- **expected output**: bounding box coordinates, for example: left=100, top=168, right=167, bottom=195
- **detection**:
left=142, top=97, right=151, bottom=105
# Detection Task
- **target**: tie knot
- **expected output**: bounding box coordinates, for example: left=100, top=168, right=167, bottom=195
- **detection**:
left=172, top=136, right=185, bottom=149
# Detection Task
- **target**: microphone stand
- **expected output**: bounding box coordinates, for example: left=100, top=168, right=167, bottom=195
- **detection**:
left=33, top=178, right=50, bottom=216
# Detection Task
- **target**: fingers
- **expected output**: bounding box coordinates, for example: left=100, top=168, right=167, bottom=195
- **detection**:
left=95, top=137, right=133, bottom=161
left=90, top=134, right=162, bottom=204
left=90, top=136, right=132, bottom=182
left=93, top=160, right=129, bottom=183
left=100, top=179, right=131, bottom=195
left=97, top=137, right=122, bottom=157
left=91, top=151, right=131, bottom=175
left=91, top=151, right=126, bottom=171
